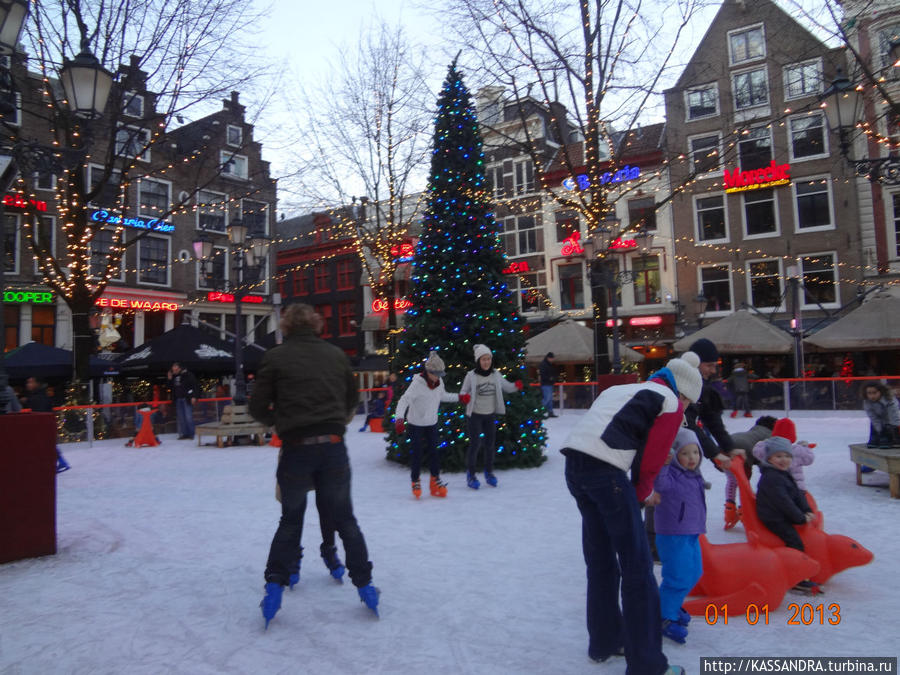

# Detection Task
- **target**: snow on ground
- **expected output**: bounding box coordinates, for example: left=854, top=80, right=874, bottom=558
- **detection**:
left=1, top=411, right=898, bottom=674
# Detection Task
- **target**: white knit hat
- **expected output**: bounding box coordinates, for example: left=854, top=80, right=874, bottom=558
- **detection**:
left=665, top=351, right=702, bottom=403
left=473, top=344, right=492, bottom=363
left=424, top=351, right=445, bottom=377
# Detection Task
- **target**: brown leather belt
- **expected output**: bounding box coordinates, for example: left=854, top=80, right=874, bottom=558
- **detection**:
left=297, top=434, right=343, bottom=445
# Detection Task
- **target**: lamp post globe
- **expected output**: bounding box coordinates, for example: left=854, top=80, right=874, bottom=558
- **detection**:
left=59, top=42, right=113, bottom=119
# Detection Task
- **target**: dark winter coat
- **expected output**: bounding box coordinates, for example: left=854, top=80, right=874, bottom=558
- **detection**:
left=171, top=369, right=198, bottom=400
left=653, top=459, right=707, bottom=535
left=863, top=395, right=900, bottom=432
left=539, top=357, right=557, bottom=386
left=730, top=423, right=773, bottom=454
left=21, top=386, right=53, bottom=412
left=685, top=379, right=734, bottom=459
left=249, top=329, right=358, bottom=439
left=727, top=367, right=753, bottom=394
left=756, top=464, right=811, bottom=527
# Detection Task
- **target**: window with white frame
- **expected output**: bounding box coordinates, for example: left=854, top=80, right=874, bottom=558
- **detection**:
left=689, top=134, right=721, bottom=175
left=138, top=235, right=170, bottom=285
left=487, top=163, right=505, bottom=199
left=220, top=151, right=248, bottom=179
left=2, top=91, right=21, bottom=126
left=197, top=245, right=228, bottom=289
left=800, top=253, right=838, bottom=307
left=123, top=91, right=144, bottom=117
left=227, top=124, right=242, bottom=146
left=509, top=271, right=547, bottom=313
left=3, top=214, right=18, bottom=274
left=794, top=177, right=833, bottom=230
left=729, top=24, right=765, bottom=65
left=699, top=265, right=732, bottom=313
left=788, top=112, right=827, bottom=160
left=558, top=263, right=584, bottom=310
left=87, top=165, right=123, bottom=207
left=500, top=213, right=543, bottom=256
left=197, top=190, right=227, bottom=232
left=138, top=178, right=170, bottom=217
left=33, top=216, right=55, bottom=274
left=242, top=199, right=268, bottom=234
left=733, top=67, right=769, bottom=110
left=744, top=188, right=778, bottom=237
left=685, top=84, right=718, bottom=120
left=784, top=60, right=822, bottom=100
left=89, top=228, right=124, bottom=280
left=877, top=23, right=900, bottom=71
left=555, top=210, right=579, bottom=242
left=747, top=259, right=783, bottom=309
left=695, top=194, right=727, bottom=242
left=115, top=125, right=151, bottom=160
left=34, top=170, right=55, bottom=191
left=628, top=197, right=657, bottom=232
left=738, top=126, right=772, bottom=170
left=513, top=158, right=534, bottom=195
left=632, top=256, right=661, bottom=305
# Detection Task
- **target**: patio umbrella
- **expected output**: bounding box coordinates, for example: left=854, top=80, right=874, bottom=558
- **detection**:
left=672, top=310, right=794, bottom=354
left=804, top=293, right=900, bottom=350
left=117, top=323, right=236, bottom=374
left=3, top=342, right=113, bottom=379
left=525, top=318, right=644, bottom=364
left=241, top=331, right=278, bottom=371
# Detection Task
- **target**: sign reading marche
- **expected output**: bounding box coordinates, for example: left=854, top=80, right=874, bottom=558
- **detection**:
left=724, top=161, right=791, bottom=193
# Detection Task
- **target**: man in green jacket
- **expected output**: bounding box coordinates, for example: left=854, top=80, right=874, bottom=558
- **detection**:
left=250, top=303, right=379, bottom=626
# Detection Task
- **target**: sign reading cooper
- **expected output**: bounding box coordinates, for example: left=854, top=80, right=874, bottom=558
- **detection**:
left=724, top=161, right=791, bottom=193
left=90, top=209, right=175, bottom=233
left=4, top=290, right=54, bottom=304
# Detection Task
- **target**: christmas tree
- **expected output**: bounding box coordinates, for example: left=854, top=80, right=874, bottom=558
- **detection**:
left=385, top=61, right=547, bottom=472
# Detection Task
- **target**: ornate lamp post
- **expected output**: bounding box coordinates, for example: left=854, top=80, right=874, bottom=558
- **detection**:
left=193, top=220, right=270, bottom=404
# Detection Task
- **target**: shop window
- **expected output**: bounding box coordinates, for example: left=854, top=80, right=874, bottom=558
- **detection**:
left=31, top=306, right=55, bottom=346
left=558, top=263, right=584, bottom=310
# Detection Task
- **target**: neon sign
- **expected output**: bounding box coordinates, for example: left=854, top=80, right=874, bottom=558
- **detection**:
left=207, top=291, right=264, bottom=304
left=372, top=298, right=412, bottom=313
left=3, top=290, right=54, bottom=304
left=96, top=297, right=180, bottom=311
left=560, top=231, right=584, bottom=256
left=502, top=261, right=530, bottom=275
left=390, top=243, right=415, bottom=262
left=629, top=316, right=663, bottom=327
left=562, top=165, right=641, bottom=191
left=90, top=209, right=175, bottom=233
left=609, top=237, right=637, bottom=250
left=3, top=194, right=48, bottom=212
left=724, top=161, right=791, bottom=193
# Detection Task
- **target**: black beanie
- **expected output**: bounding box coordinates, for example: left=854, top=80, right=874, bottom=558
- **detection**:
left=690, top=338, right=718, bottom=363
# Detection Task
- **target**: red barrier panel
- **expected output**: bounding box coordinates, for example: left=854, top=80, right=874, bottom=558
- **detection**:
left=0, top=412, right=58, bottom=563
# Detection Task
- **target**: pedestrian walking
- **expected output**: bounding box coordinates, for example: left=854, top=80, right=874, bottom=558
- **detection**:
left=168, top=362, right=198, bottom=440
left=539, top=352, right=557, bottom=417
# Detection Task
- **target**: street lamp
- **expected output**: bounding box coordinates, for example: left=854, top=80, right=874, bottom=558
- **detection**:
left=786, top=263, right=805, bottom=378
left=820, top=68, right=900, bottom=185
left=193, top=219, right=271, bottom=404
left=694, top=293, right=707, bottom=328
left=589, top=219, right=651, bottom=376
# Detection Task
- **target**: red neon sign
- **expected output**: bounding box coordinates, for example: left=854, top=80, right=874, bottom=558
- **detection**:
left=3, top=194, right=48, bottom=212
left=560, top=231, right=584, bottom=256
left=502, top=261, right=530, bottom=274
left=629, top=315, right=663, bottom=327
left=96, top=297, right=180, bottom=311
left=609, top=238, right=637, bottom=250
left=207, top=291, right=264, bottom=304
left=390, top=243, right=415, bottom=259
left=724, top=160, right=791, bottom=193
left=372, top=298, right=412, bottom=313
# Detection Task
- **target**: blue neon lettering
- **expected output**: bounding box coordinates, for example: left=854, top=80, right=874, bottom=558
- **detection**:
left=562, top=166, right=642, bottom=190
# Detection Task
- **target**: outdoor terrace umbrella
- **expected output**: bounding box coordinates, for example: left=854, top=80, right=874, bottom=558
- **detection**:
left=3, top=342, right=114, bottom=380
left=672, top=309, right=794, bottom=354
left=804, top=293, right=900, bottom=350
left=524, top=318, right=644, bottom=364
left=117, top=323, right=235, bottom=374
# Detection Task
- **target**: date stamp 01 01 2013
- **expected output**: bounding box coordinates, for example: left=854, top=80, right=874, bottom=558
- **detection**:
left=703, top=603, right=842, bottom=626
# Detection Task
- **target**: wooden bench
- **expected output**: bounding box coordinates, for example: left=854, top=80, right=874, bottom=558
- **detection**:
left=849, top=443, right=900, bottom=499
left=196, top=404, right=268, bottom=448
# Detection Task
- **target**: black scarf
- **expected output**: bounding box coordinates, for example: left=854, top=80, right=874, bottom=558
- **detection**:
left=474, top=365, right=494, bottom=376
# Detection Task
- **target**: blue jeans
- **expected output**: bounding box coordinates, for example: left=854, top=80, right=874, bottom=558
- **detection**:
left=656, top=533, right=702, bottom=623
left=408, top=423, right=440, bottom=481
left=175, top=398, right=194, bottom=438
left=265, top=439, right=372, bottom=588
left=467, top=413, right=497, bottom=474
left=541, top=385, right=554, bottom=412
left=563, top=450, right=668, bottom=674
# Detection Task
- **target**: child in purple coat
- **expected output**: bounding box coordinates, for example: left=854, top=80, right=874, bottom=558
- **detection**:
left=653, top=427, right=707, bottom=644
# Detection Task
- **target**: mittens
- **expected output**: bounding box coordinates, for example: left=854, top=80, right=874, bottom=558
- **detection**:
left=395, top=419, right=406, bottom=435
left=459, top=393, right=471, bottom=405
left=514, top=380, right=524, bottom=391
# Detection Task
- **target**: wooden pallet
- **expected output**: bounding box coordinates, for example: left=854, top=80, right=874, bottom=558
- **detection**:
left=849, top=443, right=900, bottom=499
left=196, top=404, right=268, bottom=448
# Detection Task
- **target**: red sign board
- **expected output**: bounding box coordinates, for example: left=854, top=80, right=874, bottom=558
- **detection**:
left=502, top=261, right=530, bottom=274
left=629, top=315, right=663, bottom=327
left=96, top=297, right=180, bottom=311
left=207, top=291, right=264, bottom=304
left=3, top=194, right=48, bottom=212
left=560, top=231, right=584, bottom=256
left=609, top=238, right=637, bottom=251
left=390, top=243, right=415, bottom=260
left=724, top=161, right=791, bottom=193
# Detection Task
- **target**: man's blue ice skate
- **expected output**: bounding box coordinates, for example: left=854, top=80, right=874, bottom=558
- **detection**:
left=321, top=545, right=345, bottom=583
left=260, top=582, right=283, bottom=629
left=358, top=584, right=380, bottom=617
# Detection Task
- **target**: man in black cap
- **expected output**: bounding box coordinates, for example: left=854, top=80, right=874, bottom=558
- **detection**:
left=539, top=352, right=557, bottom=417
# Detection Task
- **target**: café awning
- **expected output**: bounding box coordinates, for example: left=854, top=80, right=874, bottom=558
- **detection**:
left=525, top=318, right=644, bottom=364
left=672, top=309, right=794, bottom=354
left=804, top=293, right=900, bottom=350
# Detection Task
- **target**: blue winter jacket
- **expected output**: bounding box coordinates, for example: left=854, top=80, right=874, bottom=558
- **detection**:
left=653, top=459, right=707, bottom=535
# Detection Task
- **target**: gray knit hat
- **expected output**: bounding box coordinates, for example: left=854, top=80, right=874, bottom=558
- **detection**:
left=424, top=351, right=445, bottom=378
left=765, top=435, right=793, bottom=459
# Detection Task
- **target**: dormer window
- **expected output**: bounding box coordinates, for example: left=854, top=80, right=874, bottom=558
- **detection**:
left=227, top=124, right=242, bottom=147
left=123, top=91, right=144, bottom=118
